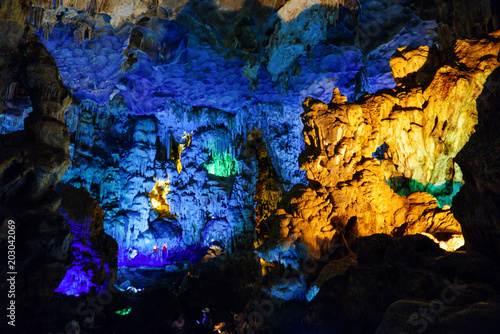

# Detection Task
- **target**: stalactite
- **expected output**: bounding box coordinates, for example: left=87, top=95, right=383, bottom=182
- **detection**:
left=165, top=132, right=171, bottom=160
left=5, top=82, right=17, bottom=101
left=28, top=5, right=44, bottom=30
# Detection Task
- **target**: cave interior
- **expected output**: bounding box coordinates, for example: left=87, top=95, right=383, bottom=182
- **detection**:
left=1, top=0, right=500, bottom=333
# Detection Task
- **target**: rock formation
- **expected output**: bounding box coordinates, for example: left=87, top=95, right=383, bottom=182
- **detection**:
left=2, top=1, right=500, bottom=332
left=14, top=0, right=447, bottom=267
left=0, top=1, right=118, bottom=331
left=0, top=3, right=74, bottom=322
left=55, top=184, right=118, bottom=296
left=257, top=32, right=500, bottom=268
left=0, top=1, right=71, bottom=203
left=305, top=234, right=500, bottom=334
left=453, top=46, right=500, bottom=261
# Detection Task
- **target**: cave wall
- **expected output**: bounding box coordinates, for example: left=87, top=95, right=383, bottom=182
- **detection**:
left=2, top=0, right=500, bottom=273
left=257, top=32, right=500, bottom=268
left=1, top=1, right=500, bottom=332
left=0, top=1, right=117, bottom=329
left=453, top=47, right=500, bottom=261
left=0, top=3, right=74, bottom=317
left=0, top=0, right=449, bottom=266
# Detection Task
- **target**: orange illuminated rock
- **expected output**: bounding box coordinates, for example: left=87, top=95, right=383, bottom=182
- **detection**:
left=258, top=32, right=500, bottom=266
left=453, top=34, right=500, bottom=261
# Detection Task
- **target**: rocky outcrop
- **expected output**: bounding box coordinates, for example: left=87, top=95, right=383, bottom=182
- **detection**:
left=0, top=0, right=74, bottom=328
left=452, top=44, right=500, bottom=261
left=55, top=184, right=118, bottom=295
left=301, top=234, right=500, bottom=334
left=0, top=1, right=118, bottom=331
left=257, top=32, right=500, bottom=267
left=251, top=236, right=500, bottom=334
left=376, top=296, right=500, bottom=334
left=0, top=6, right=71, bottom=204
left=249, top=129, right=284, bottom=233
left=432, top=0, right=499, bottom=49
left=11, top=0, right=446, bottom=267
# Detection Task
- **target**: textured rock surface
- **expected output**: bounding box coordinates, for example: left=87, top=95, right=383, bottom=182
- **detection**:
left=1, top=1, right=500, bottom=333
left=376, top=297, right=500, bottom=334
left=0, top=3, right=74, bottom=323
left=55, top=184, right=118, bottom=296
left=0, top=0, right=445, bottom=266
left=258, top=32, right=500, bottom=267
left=0, top=1, right=118, bottom=331
left=0, top=23, right=72, bottom=204
left=453, top=45, right=500, bottom=261
left=303, top=236, right=500, bottom=334
left=11, top=0, right=495, bottom=282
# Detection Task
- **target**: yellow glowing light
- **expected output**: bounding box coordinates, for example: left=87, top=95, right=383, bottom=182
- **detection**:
left=214, top=322, right=227, bottom=333
left=151, top=198, right=161, bottom=208
left=439, top=234, right=465, bottom=252
left=259, top=257, right=274, bottom=276
left=175, top=132, right=192, bottom=174
left=148, top=179, right=177, bottom=219
left=419, top=232, right=465, bottom=252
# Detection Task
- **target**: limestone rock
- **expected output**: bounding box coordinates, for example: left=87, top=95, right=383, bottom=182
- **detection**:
left=22, top=0, right=451, bottom=269
left=258, top=32, right=500, bottom=265
left=309, top=252, right=357, bottom=297
left=0, top=34, right=73, bottom=334
left=453, top=46, right=500, bottom=261
left=405, top=192, right=460, bottom=235
left=250, top=129, right=284, bottom=231
left=123, top=16, right=186, bottom=66
left=0, top=25, right=71, bottom=202
left=432, top=296, right=500, bottom=334
left=307, top=242, right=500, bottom=334
left=353, top=234, right=395, bottom=266
left=0, top=2, right=118, bottom=331
left=307, top=263, right=447, bottom=333
left=430, top=252, right=500, bottom=286
left=56, top=184, right=118, bottom=293
left=354, top=233, right=444, bottom=268
left=257, top=184, right=339, bottom=268
left=384, top=234, right=445, bottom=267
left=376, top=296, right=500, bottom=334
left=390, top=45, right=440, bottom=84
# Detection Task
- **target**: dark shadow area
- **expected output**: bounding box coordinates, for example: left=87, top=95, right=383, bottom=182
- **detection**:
left=452, top=47, right=500, bottom=261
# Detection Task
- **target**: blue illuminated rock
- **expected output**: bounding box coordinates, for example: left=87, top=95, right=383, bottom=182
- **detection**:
left=56, top=184, right=118, bottom=296
left=2, top=0, right=451, bottom=269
